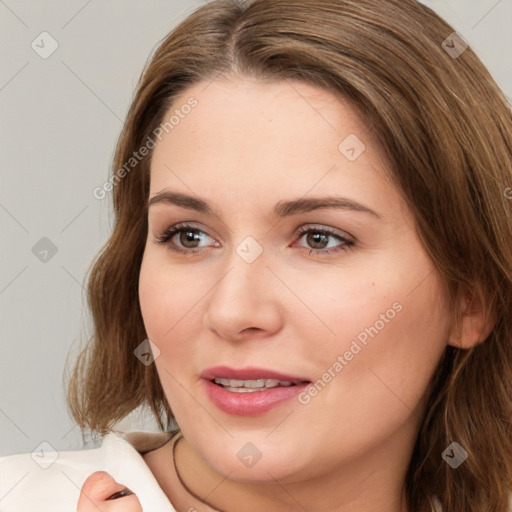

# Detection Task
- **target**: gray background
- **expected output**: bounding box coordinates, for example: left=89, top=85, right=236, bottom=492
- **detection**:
left=1, top=0, right=511, bottom=457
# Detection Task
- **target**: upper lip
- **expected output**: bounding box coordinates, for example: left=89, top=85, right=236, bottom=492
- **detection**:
left=201, top=365, right=310, bottom=383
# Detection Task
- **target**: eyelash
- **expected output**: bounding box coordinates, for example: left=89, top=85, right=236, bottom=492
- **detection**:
left=154, top=222, right=355, bottom=256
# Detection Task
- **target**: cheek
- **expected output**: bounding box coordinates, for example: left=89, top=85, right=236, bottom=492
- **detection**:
left=305, top=270, right=450, bottom=425
left=289, top=247, right=451, bottom=415
left=138, top=253, right=207, bottom=344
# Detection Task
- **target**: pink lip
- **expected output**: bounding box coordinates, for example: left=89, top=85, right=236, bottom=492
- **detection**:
left=200, top=365, right=309, bottom=382
left=201, top=366, right=310, bottom=416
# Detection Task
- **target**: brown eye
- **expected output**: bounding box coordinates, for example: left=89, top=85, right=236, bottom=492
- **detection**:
left=294, top=225, right=354, bottom=255
left=305, top=231, right=330, bottom=249
left=155, top=223, right=219, bottom=254
left=178, top=230, right=202, bottom=248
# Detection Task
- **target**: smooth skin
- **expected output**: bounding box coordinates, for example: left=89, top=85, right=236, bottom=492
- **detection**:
left=128, top=77, right=491, bottom=512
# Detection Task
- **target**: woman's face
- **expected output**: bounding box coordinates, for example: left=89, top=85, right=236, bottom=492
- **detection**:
left=139, top=77, right=452, bottom=484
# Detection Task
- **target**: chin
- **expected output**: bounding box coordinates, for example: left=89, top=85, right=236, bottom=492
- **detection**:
left=203, top=438, right=307, bottom=481
left=216, top=457, right=301, bottom=483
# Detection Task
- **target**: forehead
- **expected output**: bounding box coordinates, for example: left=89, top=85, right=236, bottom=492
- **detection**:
left=148, top=78, right=405, bottom=223
left=153, top=77, right=371, bottom=161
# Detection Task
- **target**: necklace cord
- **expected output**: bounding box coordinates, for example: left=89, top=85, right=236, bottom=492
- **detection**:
left=172, top=432, right=225, bottom=512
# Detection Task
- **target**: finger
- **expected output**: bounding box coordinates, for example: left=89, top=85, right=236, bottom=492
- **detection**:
left=77, top=471, right=142, bottom=512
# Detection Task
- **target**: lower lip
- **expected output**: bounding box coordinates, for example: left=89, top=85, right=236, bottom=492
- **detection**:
left=203, top=379, right=310, bottom=416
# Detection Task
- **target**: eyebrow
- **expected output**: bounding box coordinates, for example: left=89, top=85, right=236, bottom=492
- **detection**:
left=148, top=190, right=382, bottom=219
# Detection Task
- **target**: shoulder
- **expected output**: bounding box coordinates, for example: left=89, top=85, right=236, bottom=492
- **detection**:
left=0, top=430, right=177, bottom=512
left=0, top=437, right=106, bottom=511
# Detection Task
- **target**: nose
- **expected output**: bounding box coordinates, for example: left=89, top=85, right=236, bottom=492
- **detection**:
left=203, top=249, right=284, bottom=342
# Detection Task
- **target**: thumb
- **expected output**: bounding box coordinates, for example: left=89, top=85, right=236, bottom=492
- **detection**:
left=77, top=471, right=142, bottom=512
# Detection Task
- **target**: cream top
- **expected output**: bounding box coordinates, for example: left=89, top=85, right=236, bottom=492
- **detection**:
left=0, top=430, right=177, bottom=511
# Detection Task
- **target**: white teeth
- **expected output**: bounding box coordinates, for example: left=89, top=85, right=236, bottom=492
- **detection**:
left=213, top=378, right=295, bottom=389
left=214, top=378, right=231, bottom=387
left=225, top=387, right=261, bottom=393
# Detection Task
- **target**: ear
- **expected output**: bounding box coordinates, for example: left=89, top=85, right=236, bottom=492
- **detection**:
left=447, top=286, right=497, bottom=349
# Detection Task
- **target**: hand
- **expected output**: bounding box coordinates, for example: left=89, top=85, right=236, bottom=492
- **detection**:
left=77, top=471, right=143, bottom=511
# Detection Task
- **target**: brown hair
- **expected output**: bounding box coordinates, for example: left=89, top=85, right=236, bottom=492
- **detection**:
left=66, top=0, right=512, bottom=510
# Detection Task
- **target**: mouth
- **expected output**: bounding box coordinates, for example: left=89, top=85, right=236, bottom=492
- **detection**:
left=201, top=366, right=311, bottom=416
left=210, top=377, right=306, bottom=392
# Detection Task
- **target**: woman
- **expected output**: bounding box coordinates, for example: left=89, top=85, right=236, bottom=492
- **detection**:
left=1, top=0, right=511, bottom=511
